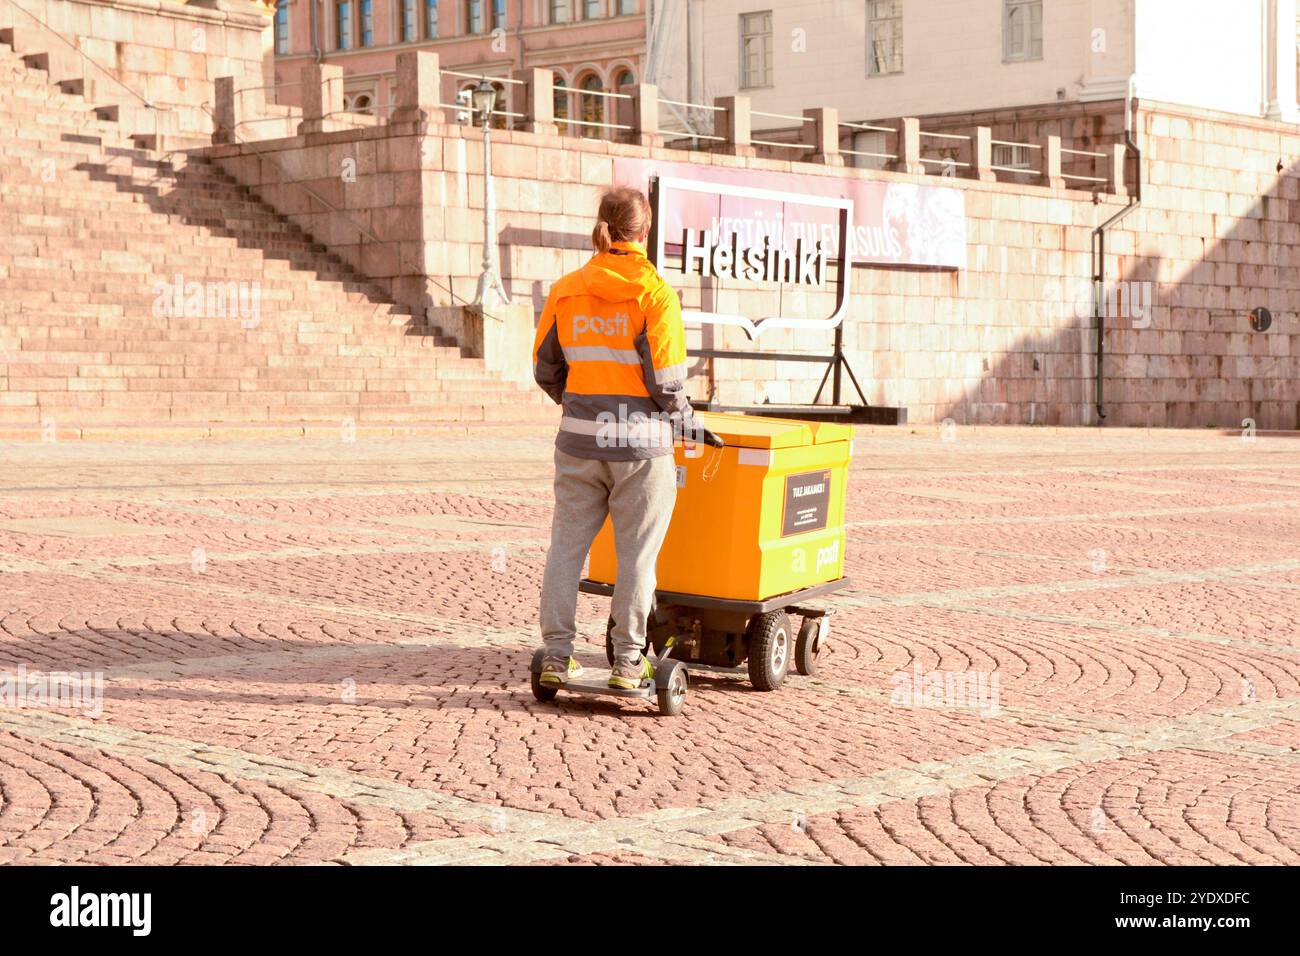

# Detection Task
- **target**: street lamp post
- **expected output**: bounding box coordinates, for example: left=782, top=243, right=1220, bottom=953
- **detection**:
left=471, top=79, right=510, bottom=309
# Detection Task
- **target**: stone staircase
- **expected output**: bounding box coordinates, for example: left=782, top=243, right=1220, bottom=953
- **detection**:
left=0, top=35, right=556, bottom=436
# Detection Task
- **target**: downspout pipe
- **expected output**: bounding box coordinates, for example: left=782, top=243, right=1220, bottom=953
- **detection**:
left=310, top=0, right=322, bottom=63
left=1091, top=76, right=1142, bottom=422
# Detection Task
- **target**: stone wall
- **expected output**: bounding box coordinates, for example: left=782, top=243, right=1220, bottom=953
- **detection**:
left=203, top=88, right=1300, bottom=430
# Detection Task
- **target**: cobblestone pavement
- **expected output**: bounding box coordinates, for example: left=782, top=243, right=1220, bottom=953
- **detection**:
left=1, top=425, right=1298, bottom=865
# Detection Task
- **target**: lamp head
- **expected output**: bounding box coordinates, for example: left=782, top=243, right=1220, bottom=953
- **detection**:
left=472, top=79, right=496, bottom=125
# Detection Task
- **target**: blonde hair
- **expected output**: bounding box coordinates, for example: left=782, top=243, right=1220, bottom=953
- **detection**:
left=592, top=187, right=652, bottom=254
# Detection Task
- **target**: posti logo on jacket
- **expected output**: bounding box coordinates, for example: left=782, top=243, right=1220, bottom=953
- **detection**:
left=571, top=313, right=631, bottom=338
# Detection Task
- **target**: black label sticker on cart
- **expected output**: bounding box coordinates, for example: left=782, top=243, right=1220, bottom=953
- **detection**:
left=782, top=470, right=831, bottom=537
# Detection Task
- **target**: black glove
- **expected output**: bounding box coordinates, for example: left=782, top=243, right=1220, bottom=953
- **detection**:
left=701, top=427, right=725, bottom=448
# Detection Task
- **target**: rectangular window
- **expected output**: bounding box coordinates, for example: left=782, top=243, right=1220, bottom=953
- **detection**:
left=467, top=0, right=484, bottom=33
left=275, top=1, right=290, bottom=55
left=992, top=143, right=1033, bottom=170
left=618, top=0, right=635, bottom=14
left=336, top=1, right=352, bottom=50
left=1003, top=0, right=1042, bottom=62
left=425, top=0, right=439, bottom=38
left=360, top=0, right=373, bottom=46
left=585, top=0, right=601, bottom=19
left=402, top=0, right=418, bottom=41
left=493, top=0, right=506, bottom=29
left=551, top=0, right=570, bottom=25
left=867, top=0, right=902, bottom=76
left=739, top=11, right=773, bottom=89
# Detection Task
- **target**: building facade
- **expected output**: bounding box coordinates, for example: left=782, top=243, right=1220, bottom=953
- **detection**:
left=268, top=0, right=653, bottom=127
left=692, top=0, right=1300, bottom=135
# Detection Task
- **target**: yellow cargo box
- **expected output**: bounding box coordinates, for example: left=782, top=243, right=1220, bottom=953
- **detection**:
left=588, top=411, right=852, bottom=601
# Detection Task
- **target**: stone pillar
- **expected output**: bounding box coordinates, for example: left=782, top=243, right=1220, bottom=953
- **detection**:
left=622, top=83, right=662, bottom=147
left=715, top=95, right=755, bottom=157
left=213, top=75, right=237, bottom=144
left=968, top=126, right=997, bottom=182
left=392, top=50, right=442, bottom=126
left=299, top=63, right=343, bottom=135
left=802, top=107, right=842, bottom=166
left=1107, top=142, right=1129, bottom=197
left=1264, top=0, right=1300, bottom=122
left=513, top=67, right=557, bottom=135
left=886, top=117, right=922, bottom=175
left=1037, top=134, right=1065, bottom=189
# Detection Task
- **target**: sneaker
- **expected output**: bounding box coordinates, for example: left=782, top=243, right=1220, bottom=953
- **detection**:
left=608, top=655, right=654, bottom=690
left=539, top=656, right=584, bottom=686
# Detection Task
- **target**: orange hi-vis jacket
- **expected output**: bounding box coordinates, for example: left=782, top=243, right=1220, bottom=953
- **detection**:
left=532, top=240, right=697, bottom=461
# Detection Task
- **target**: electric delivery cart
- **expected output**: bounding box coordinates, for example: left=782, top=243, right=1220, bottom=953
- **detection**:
left=530, top=412, right=853, bottom=717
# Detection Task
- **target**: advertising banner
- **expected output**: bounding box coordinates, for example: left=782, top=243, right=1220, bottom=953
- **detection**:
left=612, top=157, right=967, bottom=270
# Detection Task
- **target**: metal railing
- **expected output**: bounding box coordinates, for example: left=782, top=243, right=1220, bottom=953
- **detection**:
left=209, top=58, right=1125, bottom=197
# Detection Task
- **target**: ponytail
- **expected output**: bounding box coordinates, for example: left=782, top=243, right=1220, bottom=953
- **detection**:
left=591, top=187, right=652, bottom=254
left=592, top=220, right=613, bottom=255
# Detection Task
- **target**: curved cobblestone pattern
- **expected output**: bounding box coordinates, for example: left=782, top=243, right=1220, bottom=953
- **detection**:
left=0, top=428, right=1298, bottom=864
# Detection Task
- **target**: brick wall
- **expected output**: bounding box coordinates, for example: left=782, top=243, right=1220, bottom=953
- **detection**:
left=205, top=97, right=1300, bottom=430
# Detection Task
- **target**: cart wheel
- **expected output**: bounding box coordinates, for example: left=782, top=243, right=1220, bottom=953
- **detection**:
left=795, top=617, right=824, bottom=676
left=655, top=661, right=688, bottom=717
left=747, top=610, right=792, bottom=691
left=529, top=648, right=557, bottom=702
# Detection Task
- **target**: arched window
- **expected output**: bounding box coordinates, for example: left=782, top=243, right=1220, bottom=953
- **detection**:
left=579, top=73, right=604, bottom=138
left=551, top=75, right=566, bottom=132
left=614, top=68, right=634, bottom=94
left=344, top=91, right=374, bottom=115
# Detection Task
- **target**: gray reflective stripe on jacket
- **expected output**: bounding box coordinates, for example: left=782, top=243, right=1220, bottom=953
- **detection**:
left=555, top=392, right=675, bottom=461
left=562, top=345, right=643, bottom=366
left=559, top=414, right=674, bottom=449
left=635, top=330, right=696, bottom=429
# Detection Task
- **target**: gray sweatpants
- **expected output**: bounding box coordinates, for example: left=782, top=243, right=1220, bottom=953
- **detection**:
left=539, top=448, right=677, bottom=665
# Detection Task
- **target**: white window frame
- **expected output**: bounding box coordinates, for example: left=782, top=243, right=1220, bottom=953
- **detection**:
left=1003, top=0, right=1043, bottom=63
left=739, top=10, right=773, bottom=90
left=992, top=143, right=1033, bottom=170
left=866, top=0, right=903, bottom=77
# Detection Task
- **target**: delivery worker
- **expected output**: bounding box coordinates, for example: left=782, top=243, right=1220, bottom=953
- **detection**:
left=532, top=186, right=718, bottom=690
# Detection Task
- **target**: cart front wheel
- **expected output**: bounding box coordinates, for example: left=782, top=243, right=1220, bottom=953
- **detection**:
left=656, top=661, right=688, bottom=716
left=530, top=648, right=558, bottom=702
left=747, top=610, right=792, bottom=691
left=795, top=617, right=824, bottom=676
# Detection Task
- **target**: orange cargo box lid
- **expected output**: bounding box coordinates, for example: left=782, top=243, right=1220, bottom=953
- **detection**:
left=695, top=411, right=853, bottom=449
